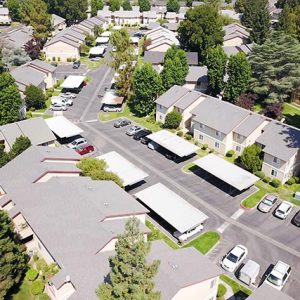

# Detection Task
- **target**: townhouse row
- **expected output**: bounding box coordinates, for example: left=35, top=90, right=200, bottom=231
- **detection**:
left=155, top=86, right=300, bottom=183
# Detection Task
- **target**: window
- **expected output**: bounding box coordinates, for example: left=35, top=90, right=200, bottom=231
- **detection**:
left=199, top=123, right=205, bottom=129
left=210, top=279, right=217, bottom=289
left=271, top=170, right=277, bottom=177
left=215, top=142, right=220, bottom=149
left=159, top=115, right=162, bottom=120
left=216, top=131, right=221, bottom=137
left=159, top=105, right=162, bottom=110
left=236, top=145, right=241, bottom=152
left=273, top=157, right=279, bottom=164
left=237, top=134, right=241, bottom=139
left=199, top=135, right=203, bottom=140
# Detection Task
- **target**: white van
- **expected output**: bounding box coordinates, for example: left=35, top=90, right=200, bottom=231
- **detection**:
left=239, top=260, right=260, bottom=285
left=51, top=96, right=73, bottom=107
left=173, top=224, right=203, bottom=242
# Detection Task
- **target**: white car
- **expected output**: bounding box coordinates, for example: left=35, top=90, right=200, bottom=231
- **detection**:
left=103, top=105, right=122, bottom=112
left=50, top=103, right=67, bottom=111
left=221, top=245, right=248, bottom=272
left=147, top=141, right=160, bottom=150
left=265, top=261, right=291, bottom=290
left=274, top=201, right=293, bottom=219
left=173, top=224, right=203, bottom=242
left=61, top=92, right=76, bottom=99
left=67, top=138, right=87, bottom=149
left=61, top=98, right=73, bottom=106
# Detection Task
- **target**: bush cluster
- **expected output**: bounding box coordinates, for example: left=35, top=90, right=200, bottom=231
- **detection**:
left=30, top=281, right=45, bottom=295
left=254, top=171, right=265, bottom=179
left=226, top=150, right=235, bottom=157
left=26, top=268, right=38, bottom=281
left=270, top=178, right=281, bottom=188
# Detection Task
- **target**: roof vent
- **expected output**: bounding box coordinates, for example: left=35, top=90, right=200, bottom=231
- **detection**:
left=65, top=275, right=71, bottom=282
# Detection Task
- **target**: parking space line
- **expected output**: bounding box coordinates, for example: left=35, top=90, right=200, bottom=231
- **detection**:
left=217, top=222, right=230, bottom=233
left=231, top=208, right=245, bottom=220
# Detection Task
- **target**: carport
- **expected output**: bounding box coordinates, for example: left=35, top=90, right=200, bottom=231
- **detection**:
left=134, top=183, right=208, bottom=235
left=61, top=75, right=85, bottom=92
left=96, top=151, right=148, bottom=187
left=193, top=154, right=259, bottom=191
left=146, top=130, right=199, bottom=157
left=95, top=36, right=109, bottom=45
left=89, top=46, right=105, bottom=57
left=45, top=116, right=83, bottom=139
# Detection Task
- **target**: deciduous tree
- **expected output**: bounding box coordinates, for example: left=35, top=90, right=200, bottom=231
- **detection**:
left=178, top=4, right=224, bottom=62
left=166, top=0, right=180, bottom=12
left=263, top=102, right=283, bottom=119
left=109, top=0, right=121, bottom=11
left=24, top=39, right=41, bottom=60
left=7, top=0, right=22, bottom=21
left=278, top=4, right=300, bottom=41
left=235, top=93, right=258, bottom=110
left=0, top=72, right=22, bottom=125
left=206, top=45, right=227, bottom=96
left=10, top=136, right=32, bottom=159
left=164, top=110, right=182, bottom=129
left=24, top=85, right=46, bottom=110
left=96, top=217, right=160, bottom=300
left=0, top=210, right=28, bottom=299
left=224, top=52, right=251, bottom=103
left=139, top=0, right=150, bottom=11
left=240, top=144, right=263, bottom=173
left=132, top=63, right=162, bottom=116
left=91, top=0, right=104, bottom=16
left=122, top=0, right=132, bottom=10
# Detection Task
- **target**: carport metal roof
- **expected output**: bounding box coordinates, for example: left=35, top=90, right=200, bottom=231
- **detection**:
left=61, top=76, right=85, bottom=89
left=45, top=116, right=83, bottom=139
left=96, top=151, right=149, bottom=186
left=194, top=154, right=259, bottom=191
left=96, top=36, right=109, bottom=44
left=89, top=46, right=105, bottom=56
left=146, top=130, right=199, bottom=157
left=135, top=183, right=208, bottom=233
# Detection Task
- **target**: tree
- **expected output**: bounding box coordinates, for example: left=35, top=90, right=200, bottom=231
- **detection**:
left=160, top=46, right=189, bottom=91
left=242, top=0, right=270, bottom=44
left=263, top=102, right=283, bottom=119
left=240, top=144, right=263, bottom=173
left=178, top=5, right=224, bottom=62
left=186, top=0, right=193, bottom=7
left=115, top=61, right=135, bottom=97
left=166, top=0, right=180, bottom=12
left=1, top=41, right=30, bottom=67
left=10, top=136, right=31, bottom=159
left=24, top=85, right=46, bottom=110
left=0, top=210, right=28, bottom=299
left=122, top=0, right=132, bottom=10
left=0, top=72, right=22, bottom=126
left=24, top=39, right=41, bottom=60
left=91, top=0, right=104, bottom=16
left=164, top=110, right=182, bottom=129
left=109, top=0, right=121, bottom=11
left=206, top=46, right=227, bottom=96
left=235, top=93, right=258, bottom=110
left=234, top=0, right=246, bottom=13
left=139, top=0, right=150, bottom=11
left=7, top=0, right=22, bottom=21
left=77, top=157, right=123, bottom=187
left=249, top=33, right=300, bottom=103
left=132, top=63, right=162, bottom=116
left=278, top=4, right=300, bottom=41
left=224, top=52, right=251, bottom=103
left=94, top=25, right=104, bottom=37
left=96, top=217, right=160, bottom=300
left=21, top=0, right=52, bottom=40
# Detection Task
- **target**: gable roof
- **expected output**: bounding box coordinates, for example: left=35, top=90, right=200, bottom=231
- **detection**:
left=0, top=25, right=33, bottom=48
left=155, top=85, right=189, bottom=108
left=191, top=97, right=250, bottom=134
left=52, top=14, right=65, bottom=27
left=256, top=121, right=300, bottom=161
left=185, top=66, right=207, bottom=82
left=175, top=90, right=203, bottom=110
left=234, top=114, right=266, bottom=137
left=223, top=23, right=250, bottom=41
left=28, top=59, right=56, bottom=73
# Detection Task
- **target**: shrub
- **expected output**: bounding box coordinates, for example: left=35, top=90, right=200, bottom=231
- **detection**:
left=57, top=57, right=61, bottom=62
left=255, top=171, right=265, bottom=179
left=194, top=140, right=199, bottom=146
left=47, top=88, right=54, bottom=93
left=226, top=150, right=235, bottom=157
left=52, top=57, right=56, bottom=61
left=217, top=284, right=227, bottom=298
left=67, top=57, right=72, bottom=62
left=33, top=254, right=39, bottom=262
left=164, top=110, right=182, bottom=129
left=263, top=176, right=271, bottom=183
left=38, top=293, right=50, bottom=300
left=26, top=268, right=38, bottom=281
left=30, top=281, right=45, bottom=295
left=177, top=130, right=183, bottom=137
left=294, top=177, right=300, bottom=183
left=209, top=148, right=214, bottom=153
left=286, top=177, right=295, bottom=185
left=270, top=178, right=281, bottom=188
left=202, top=144, right=208, bottom=150
left=184, top=133, right=192, bottom=140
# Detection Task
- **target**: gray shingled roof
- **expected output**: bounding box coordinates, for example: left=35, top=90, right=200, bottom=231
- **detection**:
left=144, top=51, right=198, bottom=65
left=175, top=90, right=203, bottom=110
left=0, top=25, right=33, bottom=48
left=191, top=98, right=250, bottom=134
left=0, top=118, right=56, bottom=147
left=163, top=22, right=179, bottom=32
left=28, top=59, right=56, bottom=73
left=155, top=85, right=189, bottom=108
left=52, top=14, right=65, bottom=27
left=234, top=114, right=266, bottom=137
left=247, top=284, right=295, bottom=300
left=148, top=241, right=222, bottom=299
left=185, top=66, right=207, bottom=82
left=256, top=121, right=300, bottom=161
left=11, top=66, right=45, bottom=89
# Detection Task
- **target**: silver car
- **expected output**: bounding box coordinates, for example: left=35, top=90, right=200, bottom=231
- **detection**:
left=126, top=125, right=143, bottom=136
left=50, top=103, right=67, bottom=111
left=67, top=138, right=87, bottom=149
left=258, top=194, right=278, bottom=213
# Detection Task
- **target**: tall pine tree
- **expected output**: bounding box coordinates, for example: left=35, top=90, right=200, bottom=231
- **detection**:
left=96, top=218, right=160, bottom=300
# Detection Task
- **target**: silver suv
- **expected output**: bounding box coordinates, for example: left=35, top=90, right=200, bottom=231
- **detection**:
left=258, top=194, right=278, bottom=213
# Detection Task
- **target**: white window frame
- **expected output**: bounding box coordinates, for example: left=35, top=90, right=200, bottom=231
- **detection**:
left=215, top=141, right=220, bottom=149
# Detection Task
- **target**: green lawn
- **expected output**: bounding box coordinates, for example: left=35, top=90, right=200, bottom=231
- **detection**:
left=220, top=275, right=252, bottom=298
left=99, top=105, right=162, bottom=132
left=282, top=103, right=300, bottom=129
left=196, top=148, right=208, bottom=157
left=12, top=278, right=33, bottom=300
left=182, top=162, right=198, bottom=174
left=242, top=180, right=300, bottom=208
left=80, top=55, right=104, bottom=70
left=184, top=231, right=220, bottom=254
left=224, top=155, right=237, bottom=164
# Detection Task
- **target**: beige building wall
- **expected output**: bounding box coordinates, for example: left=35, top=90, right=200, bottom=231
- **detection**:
left=223, top=36, right=245, bottom=47
left=47, top=281, right=75, bottom=300
left=45, top=41, right=80, bottom=62
left=172, top=277, right=219, bottom=300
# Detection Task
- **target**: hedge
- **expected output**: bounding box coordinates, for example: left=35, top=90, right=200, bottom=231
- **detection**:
left=270, top=178, right=281, bottom=188
left=226, top=150, right=235, bottom=157
left=254, top=171, right=265, bottom=179
left=263, top=176, right=271, bottom=183
left=26, top=268, right=38, bottom=281
left=30, top=281, right=45, bottom=295
left=217, top=284, right=227, bottom=297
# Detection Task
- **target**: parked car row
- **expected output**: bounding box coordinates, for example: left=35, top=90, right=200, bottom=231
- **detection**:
left=258, top=194, right=299, bottom=226
left=66, top=137, right=95, bottom=156
left=50, top=92, right=77, bottom=111
left=221, top=244, right=292, bottom=290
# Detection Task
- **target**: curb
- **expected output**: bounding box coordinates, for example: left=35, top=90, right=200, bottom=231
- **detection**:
left=240, top=203, right=254, bottom=211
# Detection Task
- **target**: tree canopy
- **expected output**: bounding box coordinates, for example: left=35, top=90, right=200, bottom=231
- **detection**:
left=96, top=217, right=160, bottom=300
left=122, top=0, right=132, bottom=10
left=249, top=33, right=300, bottom=103
left=25, top=85, right=46, bottom=110
left=7, top=0, right=22, bottom=21
left=166, top=0, right=180, bottom=12
left=0, top=72, right=22, bottom=126
left=178, top=4, right=224, bottom=62
left=160, top=45, right=189, bottom=91
left=240, top=144, right=263, bottom=173
left=21, top=0, right=52, bottom=40
left=206, top=45, right=227, bottom=96
left=164, top=110, right=182, bottom=129
left=139, top=0, right=150, bottom=11
left=0, top=210, right=28, bottom=299
left=224, top=52, right=251, bottom=103
left=278, top=4, right=300, bottom=41
left=241, top=0, right=270, bottom=44
left=77, top=157, right=123, bottom=187
left=109, top=0, right=121, bottom=11
left=91, top=0, right=104, bottom=16
left=132, top=63, right=162, bottom=116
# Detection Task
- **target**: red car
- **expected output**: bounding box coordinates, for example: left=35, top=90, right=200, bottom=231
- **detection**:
left=75, top=144, right=94, bottom=155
